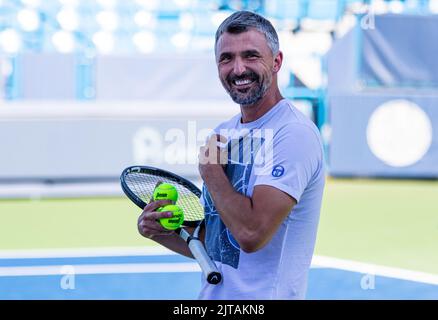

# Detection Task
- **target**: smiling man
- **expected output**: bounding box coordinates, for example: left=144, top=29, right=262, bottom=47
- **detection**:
left=138, top=11, right=325, bottom=300
left=197, top=11, right=326, bottom=299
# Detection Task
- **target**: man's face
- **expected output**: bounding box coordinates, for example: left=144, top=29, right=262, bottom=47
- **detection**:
left=216, top=29, right=279, bottom=106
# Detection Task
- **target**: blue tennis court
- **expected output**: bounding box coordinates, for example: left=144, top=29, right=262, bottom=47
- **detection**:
left=1, top=251, right=437, bottom=300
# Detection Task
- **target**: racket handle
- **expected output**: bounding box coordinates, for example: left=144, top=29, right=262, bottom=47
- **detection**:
left=188, top=238, right=222, bottom=285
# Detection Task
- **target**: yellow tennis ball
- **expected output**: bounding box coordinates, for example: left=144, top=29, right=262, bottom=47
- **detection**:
left=157, top=205, right=184, bottom=230
left=153, top=183, right=178, bottom=203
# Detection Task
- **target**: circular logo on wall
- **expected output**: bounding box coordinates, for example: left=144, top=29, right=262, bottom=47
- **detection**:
left=366, top=99, right=432, bottom=167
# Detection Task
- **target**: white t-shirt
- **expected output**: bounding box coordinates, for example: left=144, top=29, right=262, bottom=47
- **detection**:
left=198, top=99, right=325, bottom=300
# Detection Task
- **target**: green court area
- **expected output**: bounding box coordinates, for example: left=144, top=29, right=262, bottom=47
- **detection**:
left=0, top=178, right=437, bottom=274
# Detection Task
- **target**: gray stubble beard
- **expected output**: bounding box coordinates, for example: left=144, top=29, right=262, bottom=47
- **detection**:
left=225, top=76, right=272, bottom=107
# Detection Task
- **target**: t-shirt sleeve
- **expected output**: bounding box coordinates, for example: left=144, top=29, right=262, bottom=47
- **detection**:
left=253, top=123, right=322, bottom=203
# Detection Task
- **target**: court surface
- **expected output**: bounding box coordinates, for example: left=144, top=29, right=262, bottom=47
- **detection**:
left=0, top=247, right=437, bottom=300
left=1, top=178, right=437, bottom=299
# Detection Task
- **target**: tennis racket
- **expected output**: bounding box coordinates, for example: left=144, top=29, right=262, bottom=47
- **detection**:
left=120, top=165, right=222, bottom=285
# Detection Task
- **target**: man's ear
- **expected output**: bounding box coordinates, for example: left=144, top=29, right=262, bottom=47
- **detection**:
left=273, top=51, right=283, bottom=73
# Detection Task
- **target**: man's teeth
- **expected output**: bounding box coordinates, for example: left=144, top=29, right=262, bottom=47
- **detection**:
left=234, top=79, right=252, bottom=85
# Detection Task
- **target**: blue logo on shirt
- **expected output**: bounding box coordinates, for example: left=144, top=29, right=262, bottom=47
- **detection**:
left=272, top=165, right=285, bottom=177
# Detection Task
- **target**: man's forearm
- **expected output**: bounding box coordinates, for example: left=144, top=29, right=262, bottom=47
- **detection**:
left=202, top=167, right=256, bottom=243
left=202, top=167, right=295, bottom=253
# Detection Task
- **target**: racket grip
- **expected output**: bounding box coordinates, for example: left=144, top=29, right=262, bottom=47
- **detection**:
left=188, top=238, right=222, bottom=285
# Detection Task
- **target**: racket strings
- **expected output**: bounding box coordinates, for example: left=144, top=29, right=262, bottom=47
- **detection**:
left=125, top=172, right=204, bottom=222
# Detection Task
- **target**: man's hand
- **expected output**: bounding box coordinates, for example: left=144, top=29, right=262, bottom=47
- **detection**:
left=198, top=134, right=228, bottom=180
left=137, top=200, right=175, bottom=239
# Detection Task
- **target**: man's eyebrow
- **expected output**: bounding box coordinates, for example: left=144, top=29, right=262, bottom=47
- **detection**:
left=218, top=52, right=233, bottom=60
left=242, top=49, right=261, bottom=56
left=219, top=50, right=260, bottom=58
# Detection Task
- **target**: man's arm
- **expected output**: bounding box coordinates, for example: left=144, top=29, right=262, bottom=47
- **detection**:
left=200, top=165, right=296, bottom=253
left=199, top=121, right=321, bottom=253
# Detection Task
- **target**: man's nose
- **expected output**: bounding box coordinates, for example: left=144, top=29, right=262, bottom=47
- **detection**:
left=232, top=58, right=246, bottom=76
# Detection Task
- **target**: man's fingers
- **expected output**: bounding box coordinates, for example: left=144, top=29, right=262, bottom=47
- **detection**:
left=144, top=209, right=174, bottom=221
left=139, top=219, right=173, bottom=233
left=138, top=223, right=174, bottom=238
left=207, top=134, right=227, bottom=147
left=137, top=200, right=173, bottom=224
left=143, top=200, right=172, bottom=213
left=137, top=200, right=177, bottom=239
left=138, top=215, right=176, bottom=238
left=208, top=133, right=227, bottom=143
left=198, top=146, right=209, bottom=165
left=206, top=134, right=216, bottom=144
left=199, top=146, right=208, bottom=157
left=199, top=134, right=228, bottom=166
left=216, top=134, right=228, bottom=145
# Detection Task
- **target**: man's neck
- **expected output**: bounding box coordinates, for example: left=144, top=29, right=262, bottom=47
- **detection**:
left=240, top=88, right=283, bottom=123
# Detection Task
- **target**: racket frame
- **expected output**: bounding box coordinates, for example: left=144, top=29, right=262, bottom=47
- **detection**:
left=120, top=165, right=222, bottom=285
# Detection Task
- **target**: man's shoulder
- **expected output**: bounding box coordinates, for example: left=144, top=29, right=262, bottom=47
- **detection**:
left=275, top=103, right=321, bottom=141
left=270, top=101, right=324, bottom=161
left=275, top=99, right=317, bottom=127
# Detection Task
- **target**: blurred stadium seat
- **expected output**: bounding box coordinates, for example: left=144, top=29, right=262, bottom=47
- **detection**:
left=264, top=0, right=306, bottom=31
left=0, top=0, right=436, bottom=106
left=307, top=0, right=343, bottom=20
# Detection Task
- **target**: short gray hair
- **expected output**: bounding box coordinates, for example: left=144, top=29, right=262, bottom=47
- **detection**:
left=215, top=11, right=280, bottom=56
